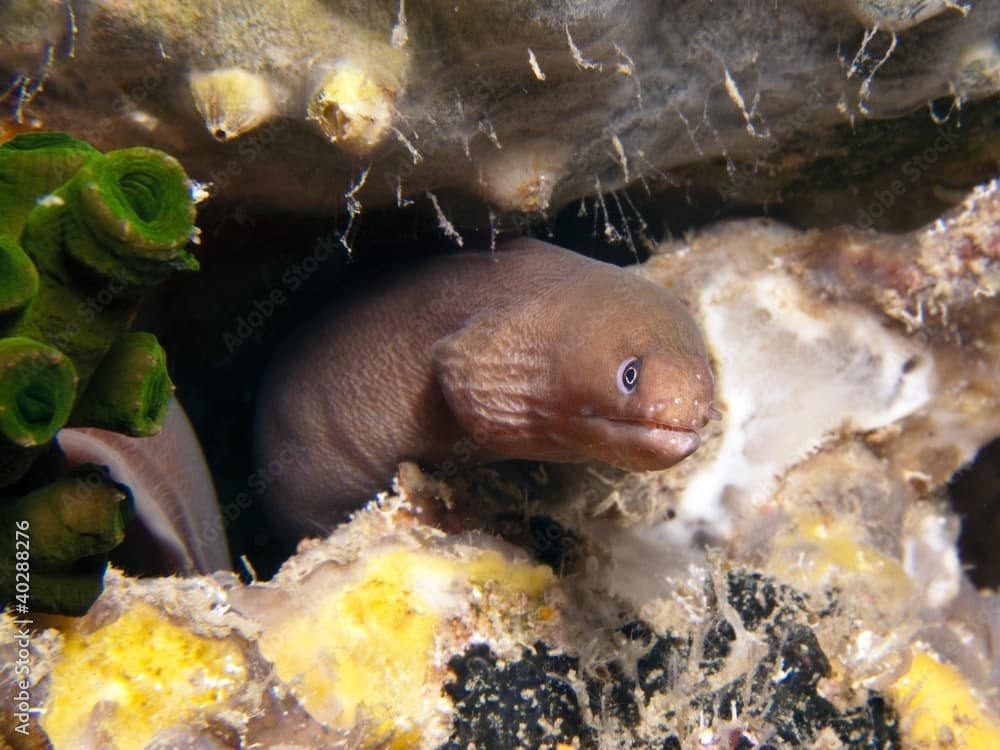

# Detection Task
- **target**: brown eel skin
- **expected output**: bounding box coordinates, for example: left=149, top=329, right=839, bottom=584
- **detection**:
left=256, top=238, right=718, bottom=538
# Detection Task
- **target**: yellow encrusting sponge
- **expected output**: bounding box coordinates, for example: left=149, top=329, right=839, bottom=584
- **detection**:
left=41, top=601, right=248, bottom=749
left=254, top=546, right=555, bottom=747
left=889, top=648, right=1000, bottom=749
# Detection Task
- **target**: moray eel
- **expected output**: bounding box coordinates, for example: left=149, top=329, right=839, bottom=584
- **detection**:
left=256, top=238, right=717, bottom=538
left=58, top=399, right=230, bottom=575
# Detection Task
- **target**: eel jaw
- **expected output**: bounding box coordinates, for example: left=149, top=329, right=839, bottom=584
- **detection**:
left=562, top=415, right=703, bottom=472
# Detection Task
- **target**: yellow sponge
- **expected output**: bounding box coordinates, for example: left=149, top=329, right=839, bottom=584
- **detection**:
left=256, top=547, right=554, bottom=747
left=41, top=602, right=248, bottom=749
left=889, top=648, right=1000, bottom=749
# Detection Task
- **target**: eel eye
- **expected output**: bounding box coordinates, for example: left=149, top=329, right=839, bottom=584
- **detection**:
left=617, top=357, right=641, bottom=394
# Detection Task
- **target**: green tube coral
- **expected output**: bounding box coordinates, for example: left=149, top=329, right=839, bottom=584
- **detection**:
left=0, top=466, right=133, bottom=569
left=0, top=237, right=38, bottom=317
left=70, top=332, right=174, bottom=437
left=0, top=337, right=78, bottom=487
left=0, top=132, right=100, bottom=241
left=9, top=143, right=198, bottom=389
left=0, top=132, right=202, bottom=615
left=0, top=337, right=78, bottom=448
left=0, top=465, right=132, bottom=613
left=56, top=147, right=199, bottom=287
left=7, top=274, right=136, bottom=394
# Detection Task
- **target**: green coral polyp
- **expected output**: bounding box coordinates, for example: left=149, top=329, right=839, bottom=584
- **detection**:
left=18, top=384, right=56, bottom=424
left=0, top=133, right=100, bottom=241
left=71, top=332, right=174, bottom=437
left=0, top=468, right=133, bottom=569
left=61, top=148, right=199, bottom=286
left=0, top=469, right=133, bottom=614
left=0, top=337, right=78, bottom=447
left=117, top=169, right=166, bottom=223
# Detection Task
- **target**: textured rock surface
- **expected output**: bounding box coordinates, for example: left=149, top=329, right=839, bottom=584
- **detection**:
left=2, top=482, right=997, bottom=748
left=2, top=1, right=998, bottom=218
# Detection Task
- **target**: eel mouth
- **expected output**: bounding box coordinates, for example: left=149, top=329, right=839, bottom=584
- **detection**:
left=604, top=416, right=701, bottom=434
left=567, top=414, right=703, bottom=471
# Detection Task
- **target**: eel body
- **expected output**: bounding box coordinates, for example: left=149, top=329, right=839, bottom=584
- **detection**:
left=256, top=238, right=716, bottom=538
left=58, top=398, right=230, bottom=575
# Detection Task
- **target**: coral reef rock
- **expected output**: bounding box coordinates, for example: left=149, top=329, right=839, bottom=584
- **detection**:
left=3, top=179, right=999, bottom=749
left=2, top=1, right=998, bottom=215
